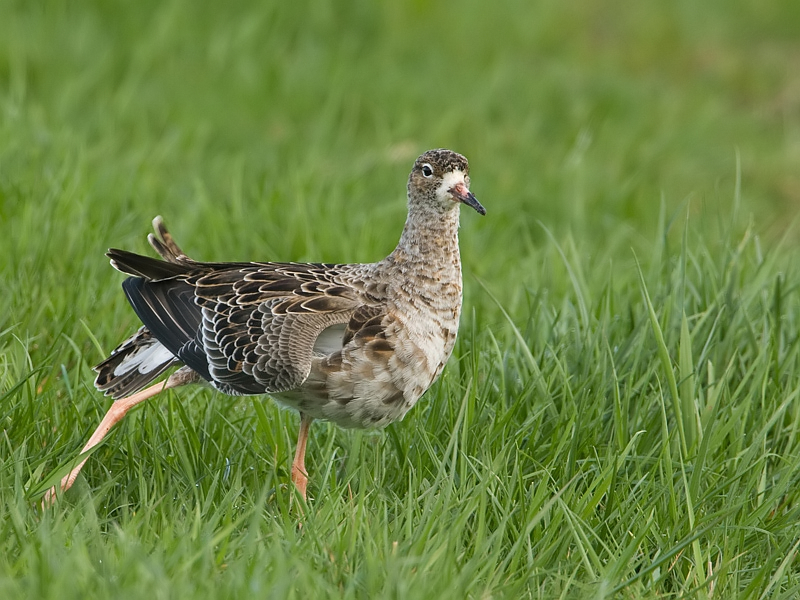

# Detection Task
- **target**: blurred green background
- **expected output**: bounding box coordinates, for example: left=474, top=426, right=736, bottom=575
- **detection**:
left=3, top=1, right=800, bottom=597
left=3, top=0, right=799, bottom=336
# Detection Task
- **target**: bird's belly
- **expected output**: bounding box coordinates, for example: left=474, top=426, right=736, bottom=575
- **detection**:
left=274, top=326, right=454, bottom=429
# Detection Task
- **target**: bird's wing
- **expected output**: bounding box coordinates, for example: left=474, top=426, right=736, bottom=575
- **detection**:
left=108, top=247, right=367, bottom=395
left=190, top=263, right=363, bottom=394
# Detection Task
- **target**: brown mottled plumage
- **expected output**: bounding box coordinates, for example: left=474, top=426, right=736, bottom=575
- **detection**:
left=44, top=148, right=485, bottom=505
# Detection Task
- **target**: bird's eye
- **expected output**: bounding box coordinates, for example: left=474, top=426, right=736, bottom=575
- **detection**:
left=421, top=163, right=434, bottom=178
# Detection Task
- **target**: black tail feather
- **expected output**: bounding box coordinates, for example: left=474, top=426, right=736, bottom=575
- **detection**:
left=121, top=277, right=212, bottom=381
left=108, top=248, right=191, bottom=280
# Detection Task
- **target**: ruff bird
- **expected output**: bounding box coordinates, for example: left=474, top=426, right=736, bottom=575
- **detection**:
left=44, top=148, right=484, bottom=504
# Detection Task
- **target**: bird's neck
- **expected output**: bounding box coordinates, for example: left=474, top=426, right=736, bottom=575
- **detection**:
left=389, top=205, right=462, bottom=270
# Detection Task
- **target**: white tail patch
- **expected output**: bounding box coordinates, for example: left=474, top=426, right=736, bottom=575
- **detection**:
left=113, top=341, right=176, bottom=377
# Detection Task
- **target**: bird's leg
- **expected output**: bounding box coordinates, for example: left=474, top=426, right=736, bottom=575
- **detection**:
left=42, top=373, right=186, bottom=507
left=290, top=412, right=313, bottom=501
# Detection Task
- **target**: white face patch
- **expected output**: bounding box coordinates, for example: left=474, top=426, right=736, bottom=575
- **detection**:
left=436, top=170, right=467, bottom=204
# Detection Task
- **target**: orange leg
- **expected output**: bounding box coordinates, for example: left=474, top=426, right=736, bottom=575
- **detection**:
left=42, top=377, right=182, bottom=507
left=290, top=412, right=313, bottom=501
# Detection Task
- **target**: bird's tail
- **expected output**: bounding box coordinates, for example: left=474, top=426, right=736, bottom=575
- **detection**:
left=94, top=327, right=179, bottom=399
left=107, top=216, right=197, bottom=280
left=148, top=216, right=192, bottom=263
left=95, top=217, right=195, bottom=398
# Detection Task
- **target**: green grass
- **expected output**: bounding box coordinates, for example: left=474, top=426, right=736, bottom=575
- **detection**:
left=3, top=0, right=800, bottom=597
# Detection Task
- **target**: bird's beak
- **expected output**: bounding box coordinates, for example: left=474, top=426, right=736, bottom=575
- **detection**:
left=450, top=182, right=486, bottom=216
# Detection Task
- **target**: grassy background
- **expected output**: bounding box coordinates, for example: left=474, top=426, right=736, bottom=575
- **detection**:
left=2, top=0, right=800, bottom=597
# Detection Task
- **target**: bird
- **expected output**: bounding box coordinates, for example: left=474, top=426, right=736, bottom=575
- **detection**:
left=43, top=148, right=485, bottom=505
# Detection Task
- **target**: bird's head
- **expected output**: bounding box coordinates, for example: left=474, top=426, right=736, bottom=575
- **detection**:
left=407, top=149, right=486, bottom=216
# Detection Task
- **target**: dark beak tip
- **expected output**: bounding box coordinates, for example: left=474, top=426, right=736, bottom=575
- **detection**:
left=464, top=192, right=486, bottom=216
left=450, top=184, right=485, bottom=216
